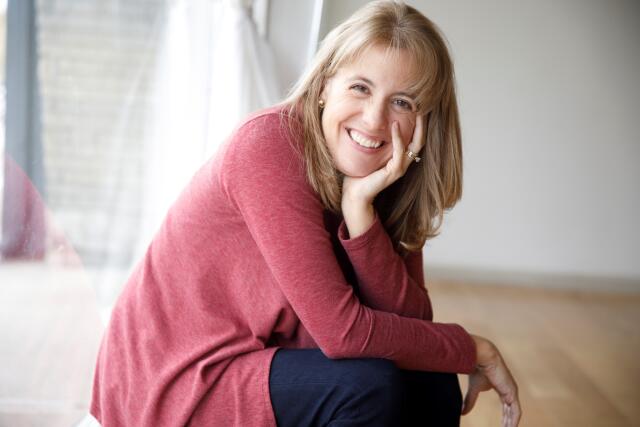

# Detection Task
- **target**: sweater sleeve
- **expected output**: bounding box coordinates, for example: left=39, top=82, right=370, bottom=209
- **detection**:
left=219, top=112, right=476, bottom=374
left=337, top=214, right=433, bottom=321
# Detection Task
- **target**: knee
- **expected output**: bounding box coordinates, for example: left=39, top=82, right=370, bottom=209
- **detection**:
left=345, top=358, right=405, bottom=418
left=353, top=358, right=404, bottom=392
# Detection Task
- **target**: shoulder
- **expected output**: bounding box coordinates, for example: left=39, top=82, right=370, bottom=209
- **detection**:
left=219, top=105, right=309, bottom=192
left=219, top=105, right=304, bottom=173
left=226, top=105, right=302, bottom=160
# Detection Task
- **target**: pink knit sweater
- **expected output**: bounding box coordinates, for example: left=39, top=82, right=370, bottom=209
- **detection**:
left=90, top=107, right=476, bottom=426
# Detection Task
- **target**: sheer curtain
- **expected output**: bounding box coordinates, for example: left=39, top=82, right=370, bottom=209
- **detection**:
left=85, top=0, right=281, bottom=421
left=91, top=0, right=282, bottom=322
left=135, top=0, right=281, bottom=269
left=1, top=0, right=282, bottom=425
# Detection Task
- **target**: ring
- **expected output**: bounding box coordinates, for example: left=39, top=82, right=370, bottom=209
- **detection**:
left=406, top=150, right=421, bottom=163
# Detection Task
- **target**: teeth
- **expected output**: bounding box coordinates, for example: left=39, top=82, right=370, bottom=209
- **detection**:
left=349, top=129, right=382, bottom=149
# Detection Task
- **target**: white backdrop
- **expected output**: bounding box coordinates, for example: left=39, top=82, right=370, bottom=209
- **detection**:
left=317, top=0, right=640, bottom=288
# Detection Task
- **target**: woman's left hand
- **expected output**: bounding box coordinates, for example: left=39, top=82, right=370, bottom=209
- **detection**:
left=462, top=335, right=522, bottom=427
left=342, top=114, right=425, bottom=208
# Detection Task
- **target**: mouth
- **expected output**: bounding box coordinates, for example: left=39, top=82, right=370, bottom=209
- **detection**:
left=347, top=128, right=386, bottom=150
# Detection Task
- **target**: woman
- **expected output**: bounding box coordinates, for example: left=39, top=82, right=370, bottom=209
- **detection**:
left=90, top=1, right=521, bottom=426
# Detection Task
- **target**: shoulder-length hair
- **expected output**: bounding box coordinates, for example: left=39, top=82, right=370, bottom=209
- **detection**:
left=284, top=0, right=463, bottom=254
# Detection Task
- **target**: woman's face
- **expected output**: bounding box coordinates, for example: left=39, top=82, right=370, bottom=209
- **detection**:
left=320, top=44, right=419, bottom=177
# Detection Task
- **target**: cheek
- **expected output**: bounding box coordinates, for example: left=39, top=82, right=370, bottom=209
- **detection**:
left=329, top=93, right=361, bottom=114
left=322, top=105, right=342, bottom=132
left=398, top=120, right=416, bottom=146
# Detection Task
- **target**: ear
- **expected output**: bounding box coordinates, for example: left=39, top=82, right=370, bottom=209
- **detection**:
left=319, top=76, right=334, bottom=102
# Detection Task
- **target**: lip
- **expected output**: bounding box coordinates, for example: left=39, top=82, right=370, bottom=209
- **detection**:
left=345, top=127, right=386, bottom=153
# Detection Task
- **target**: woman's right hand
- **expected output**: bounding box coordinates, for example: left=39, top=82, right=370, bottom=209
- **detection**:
left=462, top=335, right=522, bottom=427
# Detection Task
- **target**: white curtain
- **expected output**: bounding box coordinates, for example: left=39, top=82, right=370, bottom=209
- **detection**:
left=2, top=1, right=285, bottom=425
left=135, top=0, right=281, bottom=261
left=83, top=0, right=281, bottom=324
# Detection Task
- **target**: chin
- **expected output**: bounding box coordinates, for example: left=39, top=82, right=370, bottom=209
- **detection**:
left=342, top=172, right=368, bottom=178
left=338, top=164, right=377, bottom=178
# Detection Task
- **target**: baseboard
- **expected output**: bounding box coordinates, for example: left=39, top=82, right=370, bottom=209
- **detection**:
left=424, top=264, right=640, bottom=294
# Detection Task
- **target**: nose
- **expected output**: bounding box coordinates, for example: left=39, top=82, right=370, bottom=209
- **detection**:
left=362, top=97, right=388, bottom=131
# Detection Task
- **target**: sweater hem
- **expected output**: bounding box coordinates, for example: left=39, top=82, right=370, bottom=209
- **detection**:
left=262, top=346, right=282, bottom=427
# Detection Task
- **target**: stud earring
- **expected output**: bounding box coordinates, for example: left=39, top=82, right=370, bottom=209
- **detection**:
left=318, top=99, right=325, bottom=109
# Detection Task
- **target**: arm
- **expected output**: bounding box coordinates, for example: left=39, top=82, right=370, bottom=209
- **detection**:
left=221, top=113, right=475, bottom=373
left=338, top=116, right=433, bottom=321
left=337, top=212, right=433, bottom=320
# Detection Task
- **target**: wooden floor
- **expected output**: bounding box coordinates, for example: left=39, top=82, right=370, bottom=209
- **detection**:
left=430, top=281, right=640, bottom=427
left=0, top=262, right=104, bottom=427
left=1, top=261, right=639, bottom=426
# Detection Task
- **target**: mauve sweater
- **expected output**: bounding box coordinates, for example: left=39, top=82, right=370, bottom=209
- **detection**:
left=90, top=107, right=477, bottom=427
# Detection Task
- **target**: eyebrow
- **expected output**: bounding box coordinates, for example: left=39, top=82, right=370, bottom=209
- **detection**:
left=348, top=75, right=416, bottom=99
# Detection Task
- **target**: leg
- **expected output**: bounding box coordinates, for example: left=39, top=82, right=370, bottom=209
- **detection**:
left=269, top=348, right=405, bottom=427
left=398, top=370, right=463, bottom=427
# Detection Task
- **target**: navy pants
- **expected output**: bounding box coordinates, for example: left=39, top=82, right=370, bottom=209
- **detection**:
left=269, top=348, right=462, bottom=427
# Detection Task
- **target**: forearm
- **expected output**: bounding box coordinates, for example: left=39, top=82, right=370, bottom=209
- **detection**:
left=339, top=204, right=433, bottom=320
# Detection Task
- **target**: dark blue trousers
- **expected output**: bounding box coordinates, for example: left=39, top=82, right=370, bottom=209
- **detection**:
left=269, top=348, right=462, bottom=427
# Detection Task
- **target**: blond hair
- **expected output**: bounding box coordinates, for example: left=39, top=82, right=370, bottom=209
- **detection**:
left=284, top=0, right=462, bottom=253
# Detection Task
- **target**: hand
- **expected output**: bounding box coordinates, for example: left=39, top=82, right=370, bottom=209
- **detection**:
left=462, top=335, right=522, bottom=427
left=341, top=114, right=425, bottom=208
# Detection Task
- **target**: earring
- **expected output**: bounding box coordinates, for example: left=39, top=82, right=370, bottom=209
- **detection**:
left=318, top=99, right=325, bottom=109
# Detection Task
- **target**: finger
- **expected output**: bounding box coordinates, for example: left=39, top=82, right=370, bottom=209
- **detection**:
left=390, top=121, right=406, bottom=172
left=391, top=121, right=403, bottom=156
left=391, top=121, right=415, bottom=174
left=502, top=403, right=508, bottom=427
left=512, top=400, right=522, bottom=427
left=510, top=403, right=520, bottom=427
left=461, top=385, right=480, bottom=415
left=509, top=405, right=516, bottom=427
left=406, top=113, right=425, bottom=154
left=462, top=371, right=492, bottom=415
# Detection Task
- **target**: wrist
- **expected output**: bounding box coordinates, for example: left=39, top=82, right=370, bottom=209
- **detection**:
left=470, top=334, right=499, bottom=368
left=341, top=201, right=375, bottom=239
left=341, top=189, right=373, bottom=211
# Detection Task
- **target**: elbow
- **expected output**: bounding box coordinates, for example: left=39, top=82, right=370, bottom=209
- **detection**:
left=316, top=300, right=373, bottom=360
left=320, top=346, right=342, bottom=359
left=317, top=335, right=348, bottom=359
left=320, top=343, right=355, bottom=360
left=319, top=338, right=359, bottom=359
left=317, top=319, right=369, bottom=360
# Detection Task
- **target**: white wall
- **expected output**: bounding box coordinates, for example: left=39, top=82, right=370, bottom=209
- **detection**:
left=267, top=0, right=318, bottom=96
left=321, top=0, right=640, bottom=287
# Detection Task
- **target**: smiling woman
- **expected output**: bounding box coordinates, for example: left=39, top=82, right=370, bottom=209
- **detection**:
left=89, top=1, right=520, bottom=427
left=319, top=45, right=418, bottom=177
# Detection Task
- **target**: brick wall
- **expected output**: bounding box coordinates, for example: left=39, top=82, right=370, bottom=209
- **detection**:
left=36, top=0, right=164, bottom=266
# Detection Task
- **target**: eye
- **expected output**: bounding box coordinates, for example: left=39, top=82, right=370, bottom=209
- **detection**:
left=392, top=98, right=414, bottom=111
left=350, top=84, right=369, bottom=94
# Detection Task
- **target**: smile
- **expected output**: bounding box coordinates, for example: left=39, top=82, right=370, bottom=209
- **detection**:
left=347, top=129, right=385, bottom=149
